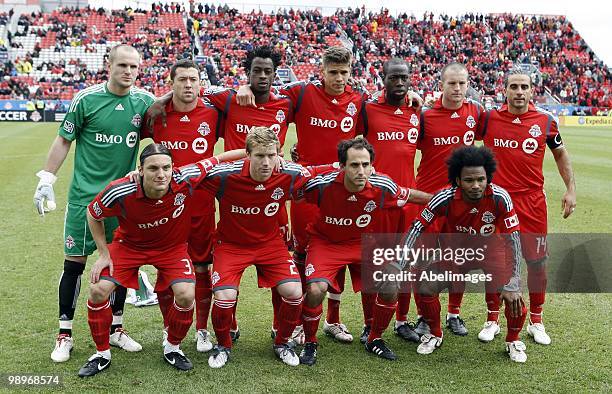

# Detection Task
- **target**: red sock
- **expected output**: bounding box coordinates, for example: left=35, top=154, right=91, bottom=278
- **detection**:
left=166, top=299, right=194, bottom=345
left=157, top=287, right=174, bottom=328
left=361, top=292, right=375, bottom=327
left=396, top=291, right=411, bottom=321
left=367, top=295, right=397, bottom=342
left=195, top=271, right=212, bottom=330
left=231, top=301, right=239, bottom=331
left=413, top=289, right=423, bottom=317
left=326, top=294, right=341, bottom=324
left=212, top=299, right=235, bottom=348
left=87, top=299, right=112, bottom=351
left=448, top=281, right=465, bottom=314
left=504, top=299, right=527, bottom=342
left=418, top=295, right=442, bottom=337
left=527, top=263, right=547, bottom=323
left=485, top=292, right=501, bottom=322
left=302, top=303, right=322, bottom=343
left=271, top=287, right=282, bottom=331
left=274, top=296, right=303, bottom=345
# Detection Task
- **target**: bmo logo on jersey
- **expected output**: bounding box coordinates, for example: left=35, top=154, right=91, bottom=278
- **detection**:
left=376, top=128, right=418, bottom=143
left=95, top=131, right=138, bottom=148
left=309, top=117, right=354, bottom=133
left=324, top=214, right=371, bottom=228
left=231, top=203, right=279, bottom=217
left=137, top=206, right=185, bottom=229
left=494, top=138, right=538, bottom=154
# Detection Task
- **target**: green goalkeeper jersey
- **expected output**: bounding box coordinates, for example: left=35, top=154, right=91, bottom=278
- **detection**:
left=58, top=83, right=156, bottom=206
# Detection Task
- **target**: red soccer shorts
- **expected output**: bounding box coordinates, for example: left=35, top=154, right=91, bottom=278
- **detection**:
left=510, top=189, right=548, bottom=263
left=379, top=203, right=421, bottom=234
left=290, top=201, right=319, bottom=254
left=305, top=236, right=362, bottom=293
left=211, top=239, right=301, bottom=291
left=101, top=242, right=195, bottom=292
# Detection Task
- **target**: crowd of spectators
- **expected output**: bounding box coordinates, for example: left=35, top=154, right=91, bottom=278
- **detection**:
left=0, top=4, right=609, bottom=109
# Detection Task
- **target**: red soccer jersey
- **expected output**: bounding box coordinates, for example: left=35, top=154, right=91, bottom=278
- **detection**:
left=204, top=87, right=294, bottom=150
left=147, top=99, right=222, bottom=214
left=416, top=98, right=484, bottom=193
left=201, top=160, right=330, bottom=246
left=358, top=94, right=420, bottom=188
left=302, top=171, right=410, bottom=243
left=147, top=99, right=221, bottom=166
left=404, top=183, right=522, bottom=290
left=279, top=80, right=368, bottom=166
left=88, top=159, right=219, bottom=251
left=479, top=104, right=563, bottom=194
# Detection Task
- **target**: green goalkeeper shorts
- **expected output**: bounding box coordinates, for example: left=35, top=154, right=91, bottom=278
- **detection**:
left=63, top=203, right=118, bottom=256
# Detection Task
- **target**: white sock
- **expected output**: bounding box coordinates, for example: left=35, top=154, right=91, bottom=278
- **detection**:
left=447, top=313, right=459, bottom=320
left=112, top=315, right=123, bottom=326
left=164, top=341, right=180, bottom=355
left=95, top=349, right=111, bottom=360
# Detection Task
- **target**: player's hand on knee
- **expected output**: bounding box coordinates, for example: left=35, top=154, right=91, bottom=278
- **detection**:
left=501, top=290, right=524, bottom=318
left=34, top=170, right=57, bottom=216
left=90, top=255, right=112, bottom=284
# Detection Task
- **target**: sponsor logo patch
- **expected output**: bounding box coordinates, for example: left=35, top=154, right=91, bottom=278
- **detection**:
left=466, top=115, right=476, bottom=128
left=65, top=235, right=76, bottom=250
left=421, top=208, right=434, bottom=222
left=174, top=193, right=186, bottom=206
left=275, top=110, right=286, bottom=123
left=482, top=211, right=495, bottom=223
left=63, top=120, right=75, bottom=134
left=131, top=114, right=142, bottom=127
left=271, top=187, right=284, bottom=201
left=364, top=200, right=377, bottom=213
left=346, top=102, right=357, bottom=116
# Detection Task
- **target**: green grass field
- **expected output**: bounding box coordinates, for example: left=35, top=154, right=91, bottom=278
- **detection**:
left=0, top=122, right=610, bottom=392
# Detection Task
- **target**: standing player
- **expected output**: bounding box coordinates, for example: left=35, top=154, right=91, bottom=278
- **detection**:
left=413, top=62, right=484, bottom=337
left=33, top=44, right=156, bottom=362
left=145, top=58, right=223, bottom=353
left=298, top=138, right=431, bottom=365
left=399, top=146, right=528, bottom=363
left=238, top=46, right=369, bottom=343
left=479, top=69, right=576, bottom=345
left=77, top=144, right=242, bottom=376
left=203, top=127, right=333, bottom=368
left=357, top=58, right=421, bottom=343
left=203, top=46, right=295, bottom=340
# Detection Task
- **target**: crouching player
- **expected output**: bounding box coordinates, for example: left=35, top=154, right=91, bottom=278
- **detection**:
left=399, top=146, right=528, bottom=362
left=298, top=138, right=431, bottom=365
left=78, top=144, right=243, bottom=377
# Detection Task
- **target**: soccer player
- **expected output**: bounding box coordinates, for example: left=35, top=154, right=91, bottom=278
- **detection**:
left=357, top=58, right=421, bottom=343
left=298, top=138, right=431, bottom=365
left=145, top=58, right=223, bottom=353
left=400, top=145, right=528, bottom=363
left=203, top=127, right=333, bottom=368
left=202, top=46, right=295, bottom=341
left=478, top=69, right=576, bottom=345
left=238, top=46, right=370, bottom=343
left=413, top=62, right=485, bottom=337
left=33, top=44, right=156, bottom=362
left=77, top=143, right=242, bottom=376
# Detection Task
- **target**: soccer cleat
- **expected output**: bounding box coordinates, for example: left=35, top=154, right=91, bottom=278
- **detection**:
left=360, top=325, right=371, bottom=344
left=196, top=329, right=213, bottom=352
left=527, top=322, right=551, bottom=345
left=365, top=338, right=397, bottom=361
left=299, top=342, right=318, bottom=366
left=478, top=321, right=501, bottom=342
left=230, top=328, right=240, bottom=343
left=78, top=354, right=111, bottom=377
left=395, top=322, right=420, bottom=343
left=506, top=340, right=528, bottom=363
left=109, top=328, right=142, bottom=352
left=416, top=334, right=443, bottom=355
left=273, top=343, right=300, bottom=366
left=446, top=316, right=468, bottom=336
left=208, top=345, right=231, bottom=368
left=414, top=317, right=431, bottom=337
left=322, top=321, right=353, bottom=343
left=291, top=325, right=306, bottom=346
left=51, top=334, right=74, bottom=363
left=164, top=349, right=193, bottom=371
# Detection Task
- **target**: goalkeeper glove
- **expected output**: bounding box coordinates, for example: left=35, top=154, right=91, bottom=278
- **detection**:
left=34, top=170, right=57, bottom=216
